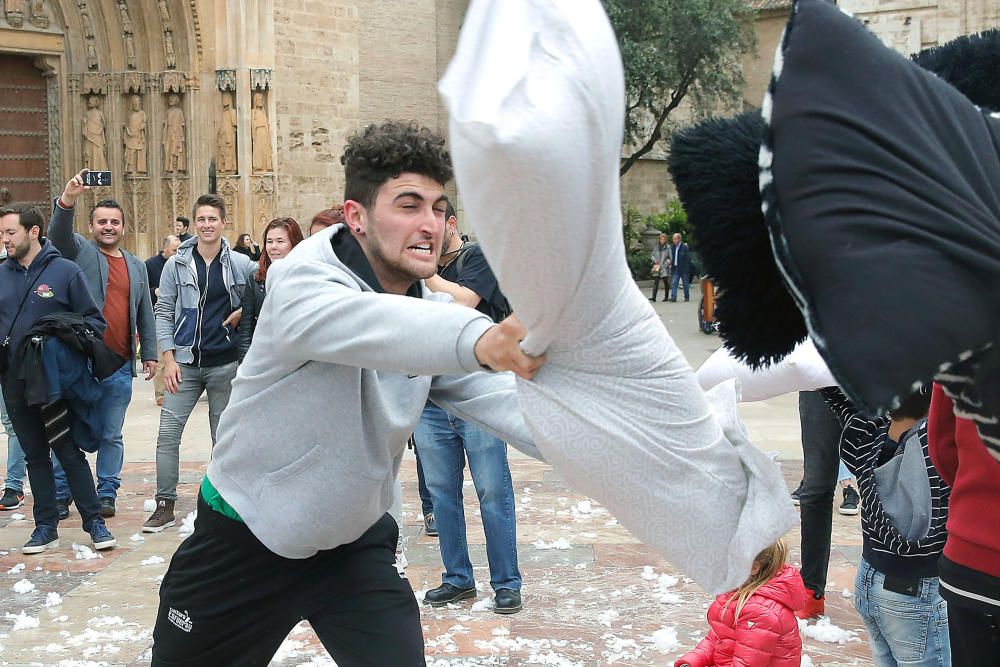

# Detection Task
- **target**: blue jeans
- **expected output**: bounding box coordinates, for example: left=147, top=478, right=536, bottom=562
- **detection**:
left=1, top=386, right=26, bottom=492
left=414, top=403, right=521, bottom=592
left=53, top=361, right=133, bottom=500
left=671, top=269, right=690, bottom=300
left=155, top=361, right=236, bottom=501
left=854, top=557, right=951, bottom=667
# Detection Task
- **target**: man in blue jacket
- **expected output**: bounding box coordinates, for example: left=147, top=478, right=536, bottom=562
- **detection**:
left=669, top=232, right=692, bottom=302
left=0, top=204, right=117, bottom=553
left=48, top=171, right=158, bottom=519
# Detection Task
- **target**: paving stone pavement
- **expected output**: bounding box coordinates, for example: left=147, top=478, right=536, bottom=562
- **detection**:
left=0, top=291, right=875, bottom=665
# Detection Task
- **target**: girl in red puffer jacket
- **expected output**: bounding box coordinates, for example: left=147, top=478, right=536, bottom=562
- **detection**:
left=676, top=541, right=806, bottom=667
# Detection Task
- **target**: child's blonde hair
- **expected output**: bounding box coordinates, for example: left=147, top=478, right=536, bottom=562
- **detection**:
left=724, top=540, right=788, bottom=621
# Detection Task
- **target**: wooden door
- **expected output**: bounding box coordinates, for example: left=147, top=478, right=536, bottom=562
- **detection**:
left=0, top=54, right=49, bottom=209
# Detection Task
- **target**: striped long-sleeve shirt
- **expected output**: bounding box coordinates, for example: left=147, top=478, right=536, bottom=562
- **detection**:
left=821, top=388, right=950, bottom=579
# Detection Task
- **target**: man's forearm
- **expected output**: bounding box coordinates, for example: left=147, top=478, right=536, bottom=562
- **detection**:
left=425, top=274, right=482, bottom=308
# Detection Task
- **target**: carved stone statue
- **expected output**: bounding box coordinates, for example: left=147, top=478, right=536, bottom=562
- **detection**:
left=5, top=0, right=24, bottom=27
left=164, top=30, right=176, bottom=69
left=82, top=95, right=108, bottom=171
left=30, top=0, right=46, bottom=28
left=117, top=1, right=132, bottom=33
left=81, top=9, right=94, bottom=38
left=251, top=92, right=273, bottom=172
left=124, top=33, right=136, bottom=69
left=216, top=92, right=238, bottom=173
left=163, top=93, right=186, bottom=172
left=157, top=0, right=171, bottom=25
left=86, top=40, right=98, bottom=69
left=123, top=94, right=147, bottom=174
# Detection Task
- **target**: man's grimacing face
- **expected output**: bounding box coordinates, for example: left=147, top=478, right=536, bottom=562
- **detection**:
left=357, top=173, right=448, bottom=285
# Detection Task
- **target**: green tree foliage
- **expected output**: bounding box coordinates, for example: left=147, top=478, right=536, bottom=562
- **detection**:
left=603, top=0, right=755, bottom=176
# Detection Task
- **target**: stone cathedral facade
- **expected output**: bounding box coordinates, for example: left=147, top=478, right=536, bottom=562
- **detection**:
left=0, top=1, right=996, bottom=256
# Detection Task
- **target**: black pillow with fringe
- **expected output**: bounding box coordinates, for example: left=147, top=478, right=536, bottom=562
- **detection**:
left=759, top=0, right=999, bottom=438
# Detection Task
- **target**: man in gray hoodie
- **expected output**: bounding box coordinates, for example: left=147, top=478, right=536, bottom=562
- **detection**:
left=151, top=121, right=543, bottom=666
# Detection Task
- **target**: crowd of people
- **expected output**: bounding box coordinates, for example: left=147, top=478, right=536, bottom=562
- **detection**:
left=2, top=0, right=998, bottom=664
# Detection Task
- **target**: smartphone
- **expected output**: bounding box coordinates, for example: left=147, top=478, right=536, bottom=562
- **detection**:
left=82, top=171, right=112, bottom=187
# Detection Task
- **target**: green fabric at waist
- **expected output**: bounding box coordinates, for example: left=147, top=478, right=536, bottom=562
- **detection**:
left=200, top=476, right=244, bottom=523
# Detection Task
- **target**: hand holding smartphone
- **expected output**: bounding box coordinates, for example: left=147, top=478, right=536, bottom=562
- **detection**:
left=82, top=170, right=113, bottom=187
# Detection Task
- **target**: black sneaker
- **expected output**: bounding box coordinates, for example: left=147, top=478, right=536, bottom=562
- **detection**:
left=23, top=526, right=59, bottom=554
left=424, top=512, right=438, bottom=538
left=99, top=497, right=116, bottom=518
left=56, top=497, right=73, bottom=521
left=423, top=583, right=476, bottom=607
left=0, top=487, right=24, bottom=510
left=790, top=482, right=803, bottom=506
left=839, top=485, right=860, bottom=515
left=494, top=588, right=523, bottom=614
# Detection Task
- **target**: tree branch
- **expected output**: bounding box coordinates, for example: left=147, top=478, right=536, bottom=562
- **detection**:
left=619, top=74, right=694, bottom=176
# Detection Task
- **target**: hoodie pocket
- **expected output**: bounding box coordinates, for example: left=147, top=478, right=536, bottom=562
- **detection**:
left=173, top=307, right=198, bottom=347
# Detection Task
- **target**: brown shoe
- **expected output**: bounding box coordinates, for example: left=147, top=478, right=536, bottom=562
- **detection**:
left=142, top=498, right=176, bottom=533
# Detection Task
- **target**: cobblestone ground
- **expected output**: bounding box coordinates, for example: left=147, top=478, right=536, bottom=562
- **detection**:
left=0, top=294, right=874, bottom=665
left=0, top=459, right=871, bottom=666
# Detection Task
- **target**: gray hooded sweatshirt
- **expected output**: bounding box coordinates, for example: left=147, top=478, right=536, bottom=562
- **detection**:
left=206, top=226, right=540, bottom=558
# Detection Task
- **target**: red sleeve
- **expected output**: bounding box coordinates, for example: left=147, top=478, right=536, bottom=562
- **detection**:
left=928, top=383, right=958, bottom=486
left=675, top=631, right=716, bottom=667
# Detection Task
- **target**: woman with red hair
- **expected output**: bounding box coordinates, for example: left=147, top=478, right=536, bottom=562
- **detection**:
left=237, top=217, right=304, bottom=361
left=308, top=205, right=345, bottom=236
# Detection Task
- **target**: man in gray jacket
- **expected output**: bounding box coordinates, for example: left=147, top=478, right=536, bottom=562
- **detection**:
left=49, top=171, right=158, bottom=519
left=143, top=194, right=253, bottom=533
left=151, top=121, right=543, bottom=666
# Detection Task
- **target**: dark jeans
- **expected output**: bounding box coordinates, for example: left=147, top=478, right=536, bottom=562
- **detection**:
left=671, top=269, right=690, bottom=300
left=798, top=390, right=842, bottom=596
left=947, top=602, right=1000, bottom=667
left=650, top=276, right=669, bottom=300
left=5, top=400, right=102, bottom=531
left=153, top=498, right=424, bottom=666
left=413, top=444, right=434, bottom=517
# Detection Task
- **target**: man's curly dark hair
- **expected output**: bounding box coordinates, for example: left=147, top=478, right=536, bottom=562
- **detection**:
left=341, top=121, right=453, bottom=210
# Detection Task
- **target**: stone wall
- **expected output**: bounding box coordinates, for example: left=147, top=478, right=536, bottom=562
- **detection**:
left=619, top=158, right=675, bottom=216
left=272, top=0, right=359, bottom=229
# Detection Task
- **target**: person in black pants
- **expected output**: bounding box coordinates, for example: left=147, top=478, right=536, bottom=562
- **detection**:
left=154, top=498, right=420, bottom=665
left=796, top=390, right=842, bottom=618
left=0, top=204, right=116, bottom=554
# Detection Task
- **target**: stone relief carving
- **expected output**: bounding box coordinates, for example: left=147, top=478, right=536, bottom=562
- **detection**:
left=122, top=71, right=143, bottom=94
left=124, top=177, right=148, bottom=233
left=215, top=69, right=236, bottom=92
left=161, top=71, right=185, bottom=93
left=82, top=94, right=108, bottom=171
left=252, top=175, right=275, bottom=237
left=164, top=176, right=189, bottom=236
left=250, top=68, right=271, bottom=91
left=82, top=73, right=105, bottom=95
left=251, top=91, right=273, bottom=173
left=216, top=92, right=238, bottom=174
left=218, top=178, right=239, bottom=228
left=163, top=93, right=186, bottom=173
left=123, top=94, right=147, bottom=174
left=5, top=0, right=24, bottom=28
left=30, top=0, right=46, bottom=28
